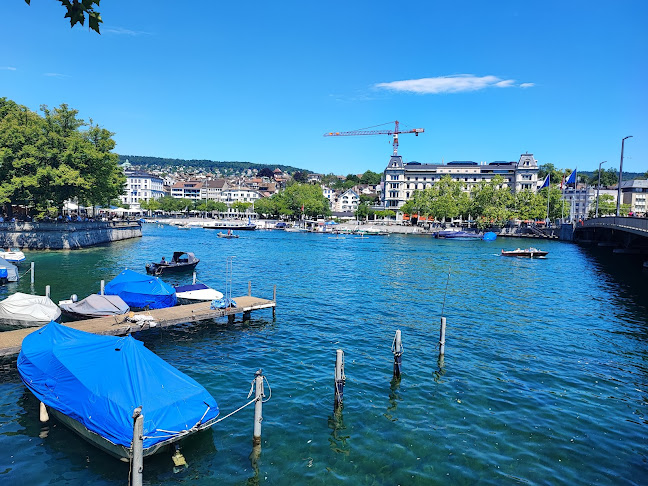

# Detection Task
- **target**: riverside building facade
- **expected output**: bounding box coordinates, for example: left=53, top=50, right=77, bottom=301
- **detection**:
left=381, top=153, right=540, bottom=210
left=120, top=170, right=164, bottom=209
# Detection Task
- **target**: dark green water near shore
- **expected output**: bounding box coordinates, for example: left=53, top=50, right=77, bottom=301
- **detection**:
left=0, top=225, right=647, bottom=485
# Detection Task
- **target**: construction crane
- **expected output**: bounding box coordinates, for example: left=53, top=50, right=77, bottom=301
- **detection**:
left=324, top=120, right=424, bottom=156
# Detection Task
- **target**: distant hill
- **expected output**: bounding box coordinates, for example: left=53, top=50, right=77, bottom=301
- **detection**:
left=579, top=171, right=645, bottom=181
left=118, top=155, right=309, bottom=174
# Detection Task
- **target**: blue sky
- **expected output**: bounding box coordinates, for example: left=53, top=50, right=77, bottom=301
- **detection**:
left=1, top=1, right=646, bottom=175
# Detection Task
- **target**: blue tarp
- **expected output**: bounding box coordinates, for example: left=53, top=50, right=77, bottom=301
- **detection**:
left=17, top=322, right=219, bottom=449
left=104, top=269, right=177, bottom=309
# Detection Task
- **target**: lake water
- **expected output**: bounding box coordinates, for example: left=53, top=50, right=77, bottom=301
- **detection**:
left=0, top=224, right=646, bottom=485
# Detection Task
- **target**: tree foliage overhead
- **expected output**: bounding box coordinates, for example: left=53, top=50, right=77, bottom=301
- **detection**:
left=25, top=0, right=103, bottom=34
left=0, top=97, right=125, bottom=217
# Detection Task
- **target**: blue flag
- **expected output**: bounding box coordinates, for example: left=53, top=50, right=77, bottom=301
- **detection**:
left=540, top=174, right=550, bottom=189
left=566, top=168, right=577, bottom=185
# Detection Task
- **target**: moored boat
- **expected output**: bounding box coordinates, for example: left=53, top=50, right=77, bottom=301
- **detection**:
left=217, top=232, right=239, bottom=239
left=146, top=252, right=200, bottom=275
left=435, top=230, right=483, bottom=239
left=501, top=248, right=548, bottom=258
left=203, top=220, right=256, bottom=231
left=0, top=292, right=61, bottom=328
left=104, top=269, right=177, bottom=309
left=0, top=257, right=19, bottom=284
left=17, top=322, right=220, bottom=460
left=174, top=283, right=224, bottom=303
left=59, top=294, right=130, bottom=319
left=0, top=249, right=25, bottom=263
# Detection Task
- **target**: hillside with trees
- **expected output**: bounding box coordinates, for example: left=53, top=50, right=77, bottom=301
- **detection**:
left=118, top=155, right=308, bottom=175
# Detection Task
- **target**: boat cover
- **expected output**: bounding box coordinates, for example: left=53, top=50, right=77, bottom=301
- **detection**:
left=18, top=322, right=220, bottom=449
left=0, top=292, right=61, bottom=322
left=60, top=294, right=130, bottom=317
left=0, top=257, right=19, bottom=282
left=104, top=269, right=177, bottom=309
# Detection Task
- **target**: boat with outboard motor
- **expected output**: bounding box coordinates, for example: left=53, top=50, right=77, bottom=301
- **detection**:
left=501, top=248, right=548, bottom=258
left=217, top=231, right=239, bottom=239
left=146, top=252, right=200, bottom=275
left=104, top=269, right=177, bottom=310
left=17, top=321, right=220, bottom=460
left=0, top=257, right=19, bottom=284
left=174, top=283, right=224, bottom=303
left=203, top=220, right=256, bottom=231
left=435, top=230, right=483, bottom=239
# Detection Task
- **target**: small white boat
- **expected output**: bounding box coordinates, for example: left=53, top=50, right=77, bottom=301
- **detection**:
left=501, top=248, right=548, bottom=258
left=174, top=283, right=224, bottom=303
left=0, top=292, right=61, bottom=327
left=0, top=249, right=25, bottom=263
left=0, top=257, right=19, bottom=283
left=217, top=232, right=239, bottom=239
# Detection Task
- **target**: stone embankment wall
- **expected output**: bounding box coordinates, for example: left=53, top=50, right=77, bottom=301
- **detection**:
left=0, top=221, right=142, bottom=250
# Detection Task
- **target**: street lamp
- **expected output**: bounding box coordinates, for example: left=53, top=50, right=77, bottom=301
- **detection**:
left=616, top=136, right=633, bottom=216
left=595, top=160, right=607, bottom=218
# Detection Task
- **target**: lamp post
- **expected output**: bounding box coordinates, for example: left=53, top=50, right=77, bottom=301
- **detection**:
left=595, top=161, right=607, bottom=218
left=616, top=136, right=633, bottom=216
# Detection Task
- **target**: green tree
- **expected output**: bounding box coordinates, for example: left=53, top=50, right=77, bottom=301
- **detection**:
left=513, top=190, right=546, bottom=221
left=254, top=197, right=277, bottom=218
left=470, top=175, right=513, bottom=228
left=589, top=168, right=618, bottom=187
left=232, top=201, right=252, bottom=214
left=25, top=0, right=102, bottom=33
left=360, top=170, right=382, bottom=185
left=293, top=171, right=308, bottom=183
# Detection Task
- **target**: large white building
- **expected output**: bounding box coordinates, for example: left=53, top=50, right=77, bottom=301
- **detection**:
left=381, top=153, right=540, bottom=210
left=120, top=170, right=164, bottom=209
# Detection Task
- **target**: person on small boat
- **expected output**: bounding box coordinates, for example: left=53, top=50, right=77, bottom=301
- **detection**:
left=161, top=256, right=166, bottom=263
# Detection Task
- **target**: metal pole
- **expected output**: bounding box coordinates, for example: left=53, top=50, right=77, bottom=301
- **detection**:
left=100, top=279, right=105, bottom=296
left=248, top=280, right=251, bottom=296
left=392, top=330, right=403, bottom=378
left=596, top=161, right=607, bottom=218
left=253, top=369, right=264, bottom=446
left=30, top=261, right=34, bottom=284
left=617, top=136, right=633, bottom=216
left=45, top=285, right=50, bottom=298
left=334, top=349, right=345, bottom=408
left=131, top=407, right=143, bottom=486
left=439, top=317, right=447, bottom=355
left=192, top=272, right=196, bottom=285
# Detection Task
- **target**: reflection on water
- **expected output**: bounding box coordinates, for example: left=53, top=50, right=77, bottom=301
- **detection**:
left=327, top=407, right=349, bottom=456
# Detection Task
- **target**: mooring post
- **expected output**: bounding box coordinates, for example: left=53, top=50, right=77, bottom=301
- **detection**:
left=131, top=407, right=143, bottom=486
left=228, top=314, right=235, bottom=324
left=392, top=330, right=403, bottom=378
left=272, top=285, right=277, bottom=319
left=439, top=316, right=447, bottom=356
left=192, top=272, right=196, bottom=285
left=334, top=349, right=345, bottom=409
left=30, top=261, right=34, bottom=284
left=243, top=310, right=251, bottom=321
left=39, top=402, right=49, bottom=423
left=253, top=369, right=264, bottom=446
left=100, top=279, right=105, bottom=296
left=248, top=281, right=251, bottom=296
left=45, top=285, right=50, bottom=298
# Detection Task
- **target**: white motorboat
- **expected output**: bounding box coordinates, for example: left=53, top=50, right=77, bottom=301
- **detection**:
left=0, top=249, right=25, bottom=263
left=174, top=283, right=224, bottom=303
left=0, top=257, right=19, bottom=283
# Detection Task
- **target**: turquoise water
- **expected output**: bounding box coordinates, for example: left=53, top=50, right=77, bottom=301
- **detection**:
left=0, top=225, right=646, bottom=485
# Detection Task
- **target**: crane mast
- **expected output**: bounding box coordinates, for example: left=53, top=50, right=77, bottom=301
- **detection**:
left=324, top=120, right=424, bottom=156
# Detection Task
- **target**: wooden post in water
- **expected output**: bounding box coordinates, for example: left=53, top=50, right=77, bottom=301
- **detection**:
left=253, top=369, right=264, bottom=446
left=45, top=285, right=50, bottom=298
left=192, top=272, right=196, bottom=285
left=39, top=402, right=49, bottom=423
left=131, top=407, right=143, bottom=486
left=100, top=280, right=105, bottom=296
left=248, top=281, right=251, bottom=296
left=334, top=349, right=345, bottom=409
left=392, top=330, right=403, bottom=378
left=439, top=317, right=447, bottom=356
left=30, top=262, right=34, bottom=284
left=272, top=285, right=277, bottom=319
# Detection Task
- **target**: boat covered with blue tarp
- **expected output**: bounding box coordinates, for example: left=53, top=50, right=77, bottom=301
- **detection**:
left=104, top=269, right=177, bottom=309
left=17, top=322, right=220, bottom=459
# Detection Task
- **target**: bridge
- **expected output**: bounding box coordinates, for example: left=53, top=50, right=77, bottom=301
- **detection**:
left=573, top=217, right=648, bottom=255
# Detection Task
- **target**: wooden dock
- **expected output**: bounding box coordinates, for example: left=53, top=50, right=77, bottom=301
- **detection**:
left=0, top=295, right=276, bottom=358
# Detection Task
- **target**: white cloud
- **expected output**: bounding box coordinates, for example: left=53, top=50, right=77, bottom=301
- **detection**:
left=43, top=73, right=69, bottom=78
left=1, top=67, right=17, bottom=71
left=375, top=75, right=533, bottom=94
left=103, top=27, right=151, bottom=36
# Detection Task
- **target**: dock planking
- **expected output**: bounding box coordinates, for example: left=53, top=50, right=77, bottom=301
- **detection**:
left=0, top=295, right=276, bottom=358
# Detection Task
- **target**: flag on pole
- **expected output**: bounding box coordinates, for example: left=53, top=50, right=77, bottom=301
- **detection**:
left=540, top=174, right=550, bottom=189
left=560, top=174, right=565, bottom=190
left=301, top=203, right=304, bottom=212
left=566, top=168, right=577, bottom=185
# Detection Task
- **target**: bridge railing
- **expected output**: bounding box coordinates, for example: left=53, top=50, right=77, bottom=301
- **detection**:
left=583, top=217, right=648, bottom=233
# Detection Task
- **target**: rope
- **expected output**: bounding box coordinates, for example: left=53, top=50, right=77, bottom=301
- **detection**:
left=18, top=268, right=32, bottom=279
